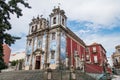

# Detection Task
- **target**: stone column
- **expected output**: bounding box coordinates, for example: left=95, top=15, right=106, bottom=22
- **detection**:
left=44, top=31, right=49, bottom=69
left=29, top=38, right=34, bottom=70
left=32, top=54, right=35, bottom=69
left=71, top=39, right=73, bottom=67
left=75, top=56, right=77, bottom=69
left=66, top=54, right=69, bottom=69
left=56, top=28, right=61, bottom=69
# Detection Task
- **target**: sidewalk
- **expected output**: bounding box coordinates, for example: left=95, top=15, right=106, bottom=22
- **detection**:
left=112, top=75, right=120, bottom=80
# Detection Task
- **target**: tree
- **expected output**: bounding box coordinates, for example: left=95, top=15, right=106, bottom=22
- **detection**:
left=0, top=0, right=31, bottom=71
left=10, top=60, right=18, bottom=66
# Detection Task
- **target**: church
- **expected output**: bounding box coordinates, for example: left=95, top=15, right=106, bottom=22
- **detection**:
left=25, top=6, right=86, bottom=70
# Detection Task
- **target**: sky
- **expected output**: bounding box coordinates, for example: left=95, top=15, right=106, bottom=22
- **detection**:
left=9, top=0, right=120, bottom=57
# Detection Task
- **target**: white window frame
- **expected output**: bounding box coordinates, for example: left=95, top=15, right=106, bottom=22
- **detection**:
left=94, top=56, right=98, bottom=63
left=93, top=46, right=96, bottom=52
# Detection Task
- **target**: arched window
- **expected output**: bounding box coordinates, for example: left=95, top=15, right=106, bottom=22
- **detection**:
left=53, top=17, right=56, bottom=24
left=31, top=26, right=34, bottom=32
left=62, top=18, right=64, bottom=25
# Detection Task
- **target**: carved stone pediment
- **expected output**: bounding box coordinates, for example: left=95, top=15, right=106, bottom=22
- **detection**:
left=34, top=48, right=44, bottom=55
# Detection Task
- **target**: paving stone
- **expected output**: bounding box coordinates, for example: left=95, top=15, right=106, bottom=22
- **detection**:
left=0, top=70, right=96, bottom=80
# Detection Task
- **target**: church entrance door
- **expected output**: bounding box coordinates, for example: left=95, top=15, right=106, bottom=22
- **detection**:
left=35, top=56, right=41, bottom=69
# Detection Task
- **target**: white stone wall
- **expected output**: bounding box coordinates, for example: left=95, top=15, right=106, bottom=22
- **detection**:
left=10, top=52, right=26, bottom=61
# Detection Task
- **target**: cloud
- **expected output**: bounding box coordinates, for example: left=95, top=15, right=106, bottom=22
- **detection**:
left=79, top=33, right=120, bottom=57
left=9, top=0, right=120, bottom=34
left=9, top=0, right=120, bottom=55
left=63, top=0, right=120, bottom=26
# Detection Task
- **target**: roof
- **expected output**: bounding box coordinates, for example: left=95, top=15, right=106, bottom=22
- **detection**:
left=87, top=42, right=106, bottom=53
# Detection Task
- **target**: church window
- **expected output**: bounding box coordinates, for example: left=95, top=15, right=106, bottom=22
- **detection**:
left=31, top=26, right=34, bottom=32
left=52, top=32, right=56, bottom=40
left=53, top=17, right=56, bottom=24
left=62, top=18, right=64, bottom=25
left=51, top=52, right=55, bottom=59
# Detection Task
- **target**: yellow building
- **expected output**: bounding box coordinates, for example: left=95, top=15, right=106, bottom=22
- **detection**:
left=112, top=45, right=120, bottom=69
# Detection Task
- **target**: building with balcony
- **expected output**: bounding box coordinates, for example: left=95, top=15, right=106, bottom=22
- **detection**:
left=85, top=43, right=111, bottom=73
left=25, top=7, right=86, bottom=70
left=112, top=45, right=120, bottom=69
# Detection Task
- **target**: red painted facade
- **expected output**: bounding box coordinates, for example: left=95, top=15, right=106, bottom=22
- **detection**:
left=85, top=43, right=111, bottom=73
left=66, top=36, right=85, bottom=68
left=3, top=44, right=11, bottom=65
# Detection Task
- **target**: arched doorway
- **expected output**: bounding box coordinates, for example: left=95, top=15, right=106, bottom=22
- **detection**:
left=35, top=56, right=41, bottom=69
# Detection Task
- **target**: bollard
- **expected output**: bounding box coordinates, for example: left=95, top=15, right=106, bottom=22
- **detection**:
left=71, top=71, right=76, bottom=80
left=70, top=66, right=76, bottom=80
left=47, top=68, right=52, bottom=80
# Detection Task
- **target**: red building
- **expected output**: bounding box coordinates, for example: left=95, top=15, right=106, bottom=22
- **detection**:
left=3, top=44, right=11, bottom=65
left=66, top=28, right=86, bottom=69
left=85, top=43, right=111, bottom=73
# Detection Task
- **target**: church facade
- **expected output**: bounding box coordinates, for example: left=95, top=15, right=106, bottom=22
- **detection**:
left=25, top=7, right=86, bottom=70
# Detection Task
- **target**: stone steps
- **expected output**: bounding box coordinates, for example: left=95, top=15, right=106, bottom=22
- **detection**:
left=0, top=70, right=96, bottom=80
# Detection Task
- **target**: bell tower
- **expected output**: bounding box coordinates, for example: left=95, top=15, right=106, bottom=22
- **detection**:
left=49, top=6, right=67, bottom=28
